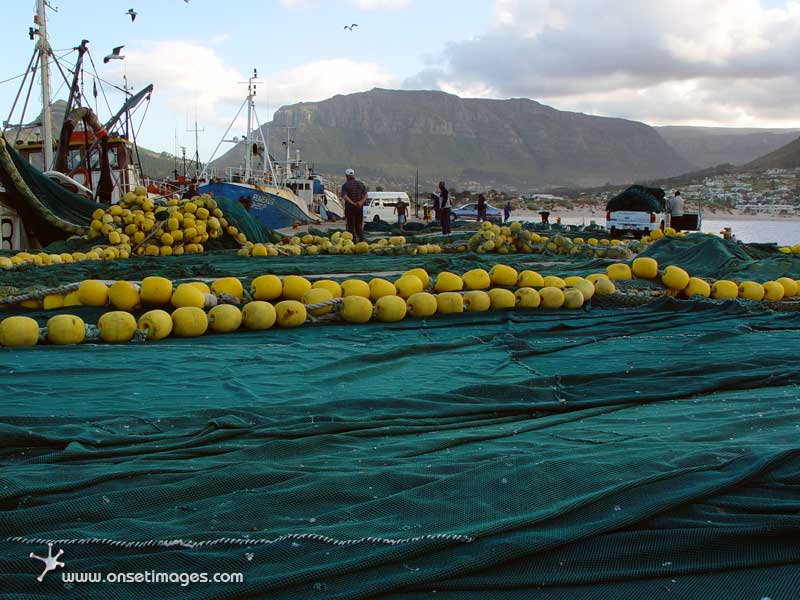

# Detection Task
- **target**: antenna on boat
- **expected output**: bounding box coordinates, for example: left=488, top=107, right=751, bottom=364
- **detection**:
left=187, top=107, right=204, bottom=179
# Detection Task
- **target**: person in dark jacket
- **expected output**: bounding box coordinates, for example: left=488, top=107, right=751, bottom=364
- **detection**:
left=341, top=168, right=367, bottom=242
left=183, top=183, right=199, bottom=200
left=438, top=181, right=452, bottom=235
left=477, top=193, right=487, bottom=222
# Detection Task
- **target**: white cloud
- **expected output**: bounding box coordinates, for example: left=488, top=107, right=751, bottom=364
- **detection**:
left=108, top=42, right=395, bottom=157
left=265, top=59, right=396, bottom=111
left=405, top=0, right=800, bottom=127
left=280, top=0, right=410, bottom=8
left=349, top=0, right=410, bottom=8
left=110, top=41, right=245, bottom=123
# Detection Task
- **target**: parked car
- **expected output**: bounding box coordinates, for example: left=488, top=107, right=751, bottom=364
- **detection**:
left=363, top=192, right=411, bottom=222
left=451, top=202, right=502, bottom=223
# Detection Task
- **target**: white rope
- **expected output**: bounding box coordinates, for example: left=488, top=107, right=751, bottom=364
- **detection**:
left=7, top=532, right=473, bottom=549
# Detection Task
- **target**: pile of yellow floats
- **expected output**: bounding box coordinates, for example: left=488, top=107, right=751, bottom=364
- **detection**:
left=1, top=258, right=799, bottom=348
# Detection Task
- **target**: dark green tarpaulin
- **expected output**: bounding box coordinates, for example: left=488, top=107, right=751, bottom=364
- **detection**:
left=1, top=300, right=799, bottom=598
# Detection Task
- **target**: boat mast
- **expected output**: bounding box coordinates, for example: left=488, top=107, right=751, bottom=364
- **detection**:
left=36, top=0, right=54, bottom=171
left=244, top=69, right=259, bottom=182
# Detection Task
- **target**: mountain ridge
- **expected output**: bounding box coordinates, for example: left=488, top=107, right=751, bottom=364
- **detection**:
left=213, top=88, right=693, bottom=189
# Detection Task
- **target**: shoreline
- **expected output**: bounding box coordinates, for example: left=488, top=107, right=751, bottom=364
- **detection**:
left=511, top=210, right=800, bottom=223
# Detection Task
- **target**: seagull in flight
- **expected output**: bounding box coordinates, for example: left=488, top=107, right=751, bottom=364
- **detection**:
left=103, top=46, right=125, bottom=64
left=125, top=8, right=137, bottom=22
left=344, top=23, right=358, bottom=30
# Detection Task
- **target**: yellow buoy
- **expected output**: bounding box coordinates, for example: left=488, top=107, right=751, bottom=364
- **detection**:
left=738, top=281, right=765, bottom=301
left=632, top=257, right=658, bottom=279
left=586, top=273, right=609, bottom=283
left=43, top=293, right=65, bottom=310
left=375, top=295, right=407, bottom=322
left=108, top=281, right=141, bottom=311
left=339, top=295, right=373, bottom=323
left=594, top=278, right=616, bottom=295
left=241, top=301, right=277, bottom=330
left=394, top=275, right=423, bottom=299
left=303, top=288, right=335, bottom=316
left=763, top=281, right=785, bottom=301
left=281, top=275, right=311, bottom=301
left=462, top=268, right=491, bottom=290
left=711, top=280, right=738, bottom=300
left=776, top=277, right=798, bottom=297
left=140, top=276, right=173, bottom=305
left=63, top=291, right=81, bottom=306
left=404, top=268, right=430, bottom=289
left=78, top=279, right=109, bottom=306
left=407, top=292, right=437, bottom=317
left=208, top=304, right=243, bottom=333
left=369, top=278, right=397, bottom=301
left=437, top=291, right=464, bottom=314
left=662, top=265, right=690, bottom=291
left=212, top=277, right=244, bottom=298
left=0, top=316, right=40, bottom=347
left=569, top=278, right=595, bottom=301
left=188, top=281, right=211, bottom=294
left=137, top=310, right=173, bottom=340
left=171, top=306, right=209, bottom=337
left=540, top=286, right=565, bottom=308
left=684, top=277, right=711, bottom=298
left=542, top=275, right=567, bottom=288
left=563, top=288, right=585, bottom=309
left=341, top=279, right=371, bottom=298
left=98, top=311, right=138, bottom=343
left=434, top=272, right=463, bottom=293
left=46, top=314, right=86, bottom=345
left=517, top=270, right=544, bottom=288
left=488, top=288, right=516, bottom=309
left=275, top=300, right=307, bottom=328
left=515, top=287, right=541, bottom=308
left=490, top=264, right=518, bottom=287
left=171, top=283, right=206, bottom=308
left=312, top=279, right=342, bottom=298
left=251, top=275, right=283, bottom=301
left=463, top=290, right=491, bottom=312
left=606, top=264, right=632, bottom=281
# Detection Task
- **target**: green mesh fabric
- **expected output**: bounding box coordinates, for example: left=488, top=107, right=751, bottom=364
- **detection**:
left=641, top=235, right=800, bottom=280
left=0, top=137, right=104, bottom=244
left=1, top=299, right=799, bottom=598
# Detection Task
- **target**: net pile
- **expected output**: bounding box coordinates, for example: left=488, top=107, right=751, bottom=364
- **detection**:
left=1, top=235, right=799, bottom=599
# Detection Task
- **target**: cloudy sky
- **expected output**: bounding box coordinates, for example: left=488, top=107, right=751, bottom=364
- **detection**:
left=1, top=0, right=798, bottom=162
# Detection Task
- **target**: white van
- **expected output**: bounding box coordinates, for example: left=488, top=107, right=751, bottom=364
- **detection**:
left=363, top=192, right=411, bottom=223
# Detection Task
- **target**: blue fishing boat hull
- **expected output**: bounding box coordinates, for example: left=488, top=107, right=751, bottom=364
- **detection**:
left=199, top=182, right=316, bottom=230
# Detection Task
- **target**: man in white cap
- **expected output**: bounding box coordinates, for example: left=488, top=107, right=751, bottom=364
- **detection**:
left=341, top=168, right=367, bottom=242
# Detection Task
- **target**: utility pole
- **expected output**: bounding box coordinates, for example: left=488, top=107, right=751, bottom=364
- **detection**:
left=415, top=170, right=419, bottom=217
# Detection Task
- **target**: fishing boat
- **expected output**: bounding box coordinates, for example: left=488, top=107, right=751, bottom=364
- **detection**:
left=0, top=0, right=153, bottom=250
left=199, top=70, right=343, bottom=230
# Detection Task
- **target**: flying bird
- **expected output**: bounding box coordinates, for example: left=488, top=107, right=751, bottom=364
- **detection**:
left=344, top=23, right=358, bottom=30
left=125, top=8, right=137, bottom=22
left=103, top=46, right=125, bottom=64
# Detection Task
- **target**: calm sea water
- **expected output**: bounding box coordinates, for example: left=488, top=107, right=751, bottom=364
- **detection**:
left=521, top=215, right=798, bottom=246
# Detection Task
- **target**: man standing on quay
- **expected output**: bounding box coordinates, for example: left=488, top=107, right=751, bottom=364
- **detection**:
left=438, top=181, right=452, bottom=235
left=341, top=168, right=366, bottom=242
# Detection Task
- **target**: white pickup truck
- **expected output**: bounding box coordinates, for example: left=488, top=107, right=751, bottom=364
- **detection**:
left=605, top=186, right=702, bottom=238
left=606, top=209, right=667, bottom=237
